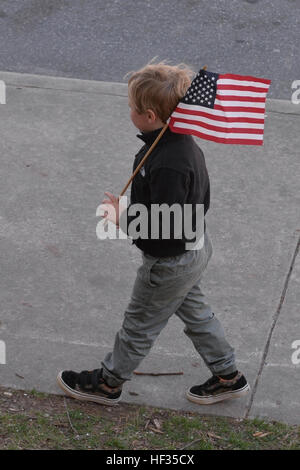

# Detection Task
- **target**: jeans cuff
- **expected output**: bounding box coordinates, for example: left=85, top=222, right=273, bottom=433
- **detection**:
left=101, top=364, right=126, bottom=388
left=212, top=364, right=238, bottom=376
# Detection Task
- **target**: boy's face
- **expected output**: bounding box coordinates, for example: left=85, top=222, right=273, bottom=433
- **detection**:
left=128, top=99, right=163, bottom=133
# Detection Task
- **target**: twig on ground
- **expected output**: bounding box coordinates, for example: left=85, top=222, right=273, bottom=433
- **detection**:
left=134, top=371, right=183, bottom=376
left=148, top=425, right=164, bottom=434
left=180, top=438, right=204, bottom=450
left=15, top=373, right=25, bottom=379
left=63, top=397, right=80, bottom=438
left=207, top=431, right=228, bottom=440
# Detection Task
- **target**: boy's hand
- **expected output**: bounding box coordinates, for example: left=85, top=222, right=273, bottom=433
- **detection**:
left=99, top=192, right=126, bottom=227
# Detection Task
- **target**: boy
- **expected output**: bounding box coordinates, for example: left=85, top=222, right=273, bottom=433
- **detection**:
left=57, top=61, right=250, bottom=406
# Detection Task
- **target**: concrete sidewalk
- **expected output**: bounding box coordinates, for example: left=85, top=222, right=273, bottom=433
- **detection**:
left=0, top=71, right=299, bottom=425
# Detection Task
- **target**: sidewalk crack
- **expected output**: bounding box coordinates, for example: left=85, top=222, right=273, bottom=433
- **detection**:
left=244, top=233, right=300, bottom=419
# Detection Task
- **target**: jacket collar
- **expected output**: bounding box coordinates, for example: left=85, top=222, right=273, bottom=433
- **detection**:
left=137, top=126, right=181, bottom=146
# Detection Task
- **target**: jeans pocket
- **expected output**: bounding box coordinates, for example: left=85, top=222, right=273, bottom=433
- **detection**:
left=148, top=258, right=161, bottom=287
left=149, top=254, right=190, bottom=288
left=140, top=253, right=160, bottom=287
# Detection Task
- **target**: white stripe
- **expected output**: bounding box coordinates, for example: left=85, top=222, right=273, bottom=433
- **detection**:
left=215, top=98, right=266, bottom=108
left=172, top=121, right=263, bottom=140
left=217, top=89, right=267, bottom=98
left=171, top=112, right=264, bottom=129
left=217, top=78, right=270, bottom=89
left=176, top=103, right=265, bottom=120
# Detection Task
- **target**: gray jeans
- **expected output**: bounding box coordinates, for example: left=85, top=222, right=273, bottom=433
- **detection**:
left=101, top=230, right=236, bottom=387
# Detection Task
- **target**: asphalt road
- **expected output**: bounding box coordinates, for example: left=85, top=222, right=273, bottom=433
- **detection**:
left=0, top=0, right=299, bottom=99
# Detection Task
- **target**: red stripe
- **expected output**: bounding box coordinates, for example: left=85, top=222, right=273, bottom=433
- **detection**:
left=174, top=106, right=265, bottom=123
left=216, top=94, right=266, bottom=103
left=219, top=74, right=271, bottom=85
left=214, top=104, right=265, bottom=113
left=169, top=122, right=264, bottom=145
left=170, top=117, right=264, bottom=134
left=217, top=84, right=269, bottom=93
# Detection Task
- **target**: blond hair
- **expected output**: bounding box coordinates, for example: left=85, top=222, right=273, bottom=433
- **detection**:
left=126, top=59, right=195, bottom=123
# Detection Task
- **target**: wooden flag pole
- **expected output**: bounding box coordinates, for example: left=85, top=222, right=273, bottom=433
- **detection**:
left=119, top=122, right=169, bottom=197
left=102, top=123, right=168, bottom=229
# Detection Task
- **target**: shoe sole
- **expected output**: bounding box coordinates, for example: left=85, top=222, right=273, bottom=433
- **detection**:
left=186, top=383, right=250, bottom=405
left=56, top=371, right=121, bottom=406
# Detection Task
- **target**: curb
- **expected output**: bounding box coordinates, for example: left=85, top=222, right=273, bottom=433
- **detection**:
left=0, top=70, right=128, bottom=97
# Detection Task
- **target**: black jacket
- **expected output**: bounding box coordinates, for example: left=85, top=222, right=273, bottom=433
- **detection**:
left=119, top=127, right=210, bottom=257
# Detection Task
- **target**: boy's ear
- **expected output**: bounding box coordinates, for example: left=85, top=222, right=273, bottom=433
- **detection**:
left=146, top=108, right=157, bottom=122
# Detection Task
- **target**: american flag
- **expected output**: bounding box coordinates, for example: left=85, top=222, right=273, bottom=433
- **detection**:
left=169, top=69, right=271, bottom=145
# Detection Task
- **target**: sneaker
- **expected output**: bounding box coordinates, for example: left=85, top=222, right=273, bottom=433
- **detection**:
left=186, top=371, right=250, bottom=405
left=56, top=368, right=122, bottom=405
